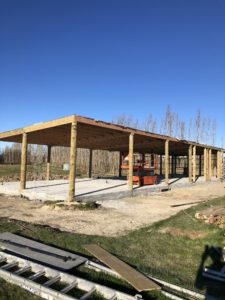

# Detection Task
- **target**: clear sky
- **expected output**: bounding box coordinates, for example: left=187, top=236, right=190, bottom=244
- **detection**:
left=0, top=0, right=225, bottom=146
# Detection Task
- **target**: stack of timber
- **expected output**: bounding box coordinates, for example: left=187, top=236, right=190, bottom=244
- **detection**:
left=195, top=206, right=225, bottom=228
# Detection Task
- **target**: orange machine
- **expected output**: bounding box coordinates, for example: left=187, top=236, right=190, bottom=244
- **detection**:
left=120, top=153, right=158, bottom=186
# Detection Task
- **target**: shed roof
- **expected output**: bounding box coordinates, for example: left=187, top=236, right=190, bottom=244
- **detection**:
left=0, top=115, right=223, bottom=156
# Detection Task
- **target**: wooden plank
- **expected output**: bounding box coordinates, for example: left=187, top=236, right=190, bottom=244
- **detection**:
left=77, top=115, right=171, bottom=141
left=0, top=128, right=23, bottom=139
left=84, top=244, right=160, bottom=292
left=25, top=115, right=75, bottom=133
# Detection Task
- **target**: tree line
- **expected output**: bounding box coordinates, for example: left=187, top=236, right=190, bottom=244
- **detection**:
left=113, top=105, right=218, bottom=145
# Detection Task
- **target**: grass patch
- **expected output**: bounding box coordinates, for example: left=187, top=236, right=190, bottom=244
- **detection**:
left=0, top=196, right=225, bottom=299
left=0, top=164, right=70, bottom=179
left=43, top=201, right=100, bottom=210
left=0, top=278, right=42, bottom=300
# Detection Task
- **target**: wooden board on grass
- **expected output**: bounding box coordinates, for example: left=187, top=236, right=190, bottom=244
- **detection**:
left=84, top=244, right=160, bottom=292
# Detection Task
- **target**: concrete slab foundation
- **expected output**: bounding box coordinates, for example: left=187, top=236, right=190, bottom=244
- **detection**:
left=0, top=176, right=219, bottom=202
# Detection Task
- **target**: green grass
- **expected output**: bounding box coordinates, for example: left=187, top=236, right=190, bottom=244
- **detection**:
left=44, top=200, right=100, bottom=210
left=0, top=163, right=70, bottom=179
left=0, top=278, right=42, bottom=300
left=0, top=196, right=225, bottom=299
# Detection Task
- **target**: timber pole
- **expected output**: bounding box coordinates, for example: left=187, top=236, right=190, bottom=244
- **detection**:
left=68, top=121, right=77, bottom=202
left=20, top=132, right=27, bottom=193
left=88, top=149, right=93, bottom=178
left=171, top=156, right=174, bottom=177
left=160, top=155, right=163, bottom=176
left=208, top=149, right=212, bottom=181
left=193, top=145, right=196, bottom=183
left=204, top=148, right=207, bottom=181
left=118, top=152, right=122, bottom=177
left=199, top=154, right=202, bottom=176
left=217, top=150, right=221, bottom=180
left=128, top=133, right=134, bottom=193
left=174, top=156, right=177, bottom=176
left=46, top=145, right=51, bottom=181
left=165, top=140, right=169, bottom=185
left=188, top=145, right=193, bottom=183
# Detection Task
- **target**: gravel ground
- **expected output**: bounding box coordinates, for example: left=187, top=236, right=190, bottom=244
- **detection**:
left=0, top=181, right=224, bottom=236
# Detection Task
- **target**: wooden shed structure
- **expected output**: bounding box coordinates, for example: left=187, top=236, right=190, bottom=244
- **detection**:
left=0, top=115, right=224, bottom=202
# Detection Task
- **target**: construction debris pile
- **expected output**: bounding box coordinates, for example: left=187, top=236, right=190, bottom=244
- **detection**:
left=195, top=206, right=225, bottom=228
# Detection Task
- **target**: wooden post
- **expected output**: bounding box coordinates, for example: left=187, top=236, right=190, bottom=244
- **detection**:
left=193, top=145, right=196, bottom=183
left=171, top=156, right=174, bottom=177
left=165, top=140, right=169, bottom=185
left=199, top=155, right=202, bottom=176
left=208, top=149, right=212, bottom=181
left=174, top=156, right=177, bottom=176
left=46, top=145, right=51, bottom=180
left=68, top=122, right=77, bottom=202
left=20, top=132, right=27, bottom=192
left=128, top=133, right=134, bottom=193
left=160, top=155, right=163, bottom=176
left=88, top=149, right=93, bottom=178
left=188, top=145, right=193, bottom=183
left=217, top=150, right=221, bottom=180
left=221, top=151, right=224, bottom=179
left=217, top=150, right=220, bottom=179
left=204, top=148, right=207, bottom=181
left=118, top=152, right=122, bottom=177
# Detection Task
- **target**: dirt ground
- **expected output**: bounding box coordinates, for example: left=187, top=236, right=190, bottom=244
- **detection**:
left=0, top=182, right=224, bottom=237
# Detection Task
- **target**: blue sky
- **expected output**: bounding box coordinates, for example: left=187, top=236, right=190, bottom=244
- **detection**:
left=0, top=0, right=225, bottom=146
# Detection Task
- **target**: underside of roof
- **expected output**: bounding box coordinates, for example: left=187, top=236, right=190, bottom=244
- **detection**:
left=0, top=115, right=223, bottom=156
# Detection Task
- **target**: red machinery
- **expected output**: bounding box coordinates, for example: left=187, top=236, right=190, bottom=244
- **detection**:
left=120, top=153, right=158, bottom=186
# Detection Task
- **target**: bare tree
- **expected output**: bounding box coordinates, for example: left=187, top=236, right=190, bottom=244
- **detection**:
left=195, top=110, right=201, bottom=143
left=143, top=113, right=157, bottom=133
left=112, top=114, right=139, bottom=128
left=161, top=105, right=175, bottom=136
